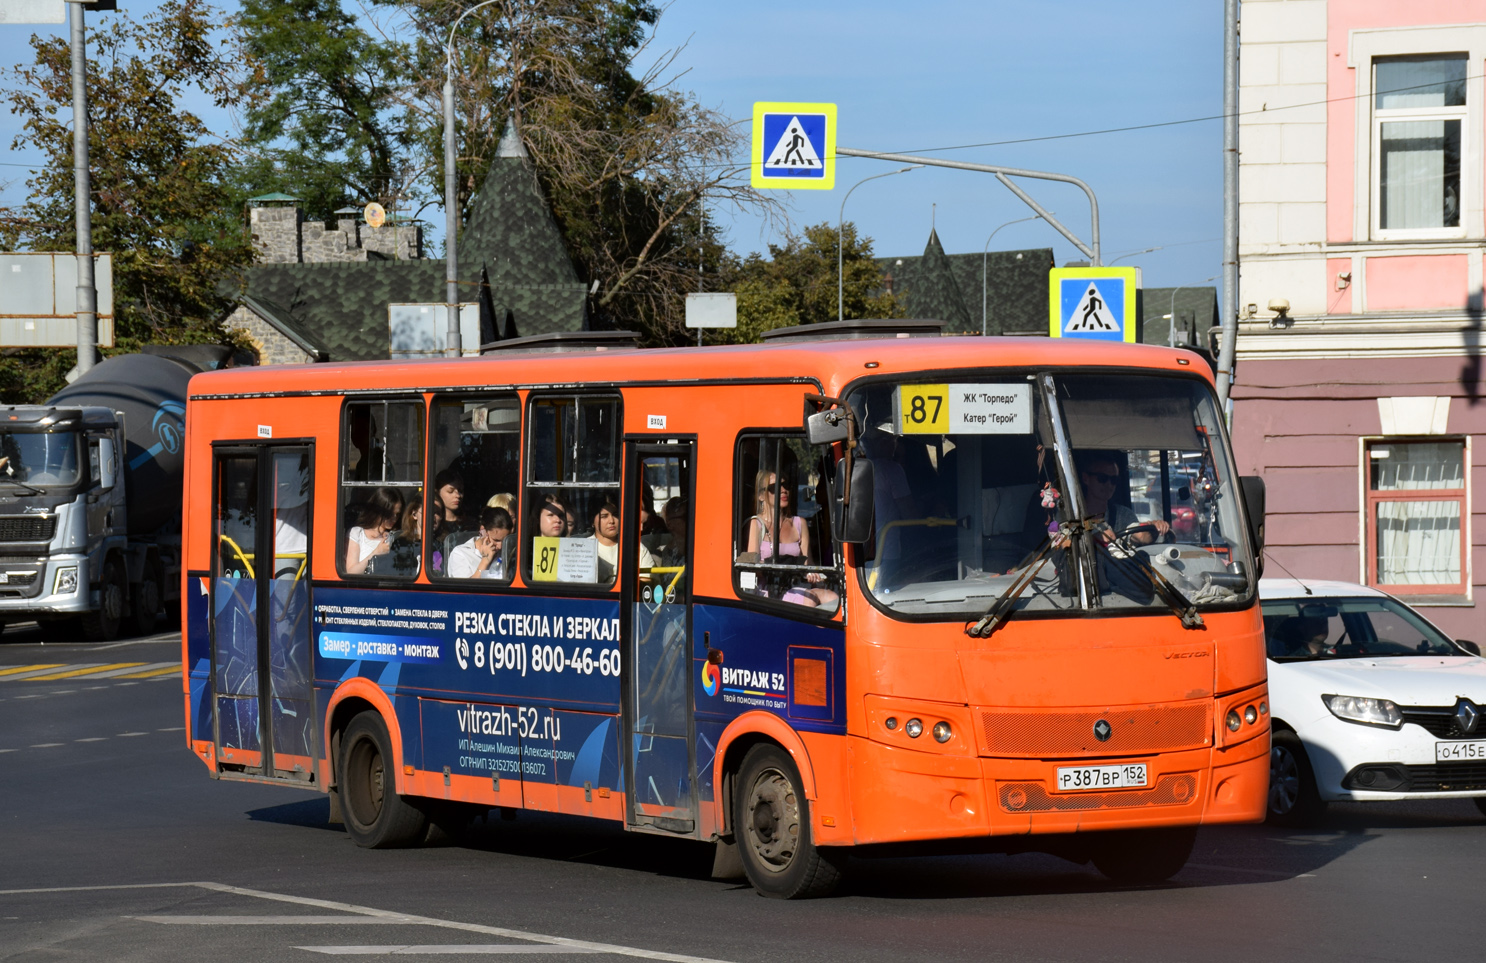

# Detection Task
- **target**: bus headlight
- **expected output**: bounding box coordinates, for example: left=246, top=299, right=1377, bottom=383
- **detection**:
left=932, top=721, right=952, bottom=743
left=905, top=718, right=923, bottom=738
left=1226, top=709, right=1242, bottom=732
left=54, top=567, right=78, bottom=595
left=1322, top=694, right=1402, bottom=729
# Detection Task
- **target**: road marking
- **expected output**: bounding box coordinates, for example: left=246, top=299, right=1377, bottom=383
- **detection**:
left=29, top=743, right=63, bottom=748
left=0, top=664, right=64, bottom=677
left=158, top=726, right=185, bottom=732
left=114, top=665, right=180, bottom=679
left=0, top=664, right=103, bottom=681
left=298, top=947, right=602, bottom=956
left=19, top=663, right=144, bottom=681
left=132, top=916, right=410, bottom=925
left=85, top=662, right=178, bottom=680
left=75, top=737, right=107, bottom=743
left=1185, top=863, right=1316, bottom=879
left=117, top=732, right=148, bottom=737
left=0, top=882, right=736, bottom=963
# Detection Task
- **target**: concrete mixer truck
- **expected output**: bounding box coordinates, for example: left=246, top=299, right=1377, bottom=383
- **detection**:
left=0, top=347, right=228, bottom=641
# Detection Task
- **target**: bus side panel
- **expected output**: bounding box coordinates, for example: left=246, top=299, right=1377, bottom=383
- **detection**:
left=185, top=574, right=213, bottom=768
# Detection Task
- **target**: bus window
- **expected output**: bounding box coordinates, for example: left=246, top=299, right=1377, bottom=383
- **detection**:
left=524, top=394, right=622, bottom=587
left=429, top=396, right=521, bottom=581
left=733, top=434, right=842, bottom=617
left=340, top=400, right=424, bottom=579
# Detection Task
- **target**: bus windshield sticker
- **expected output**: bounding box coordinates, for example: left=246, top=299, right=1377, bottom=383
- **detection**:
left=896, top=383, right=1031, bottom=435
left=531, top=536, right=599, bottom=583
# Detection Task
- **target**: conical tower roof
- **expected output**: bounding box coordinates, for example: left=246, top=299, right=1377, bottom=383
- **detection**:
left=903, top=228, right=971, bottom=330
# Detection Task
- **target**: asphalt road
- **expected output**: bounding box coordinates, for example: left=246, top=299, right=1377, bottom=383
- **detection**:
left=4, top=627, right=1486, bottom=962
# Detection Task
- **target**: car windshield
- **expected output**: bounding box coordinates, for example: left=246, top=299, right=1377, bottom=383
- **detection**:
left=1263, top=595, right=1465, bottom=660
left=847, top=371, right=1255, bottom=619
left=0, top=430, right=81, bottom=487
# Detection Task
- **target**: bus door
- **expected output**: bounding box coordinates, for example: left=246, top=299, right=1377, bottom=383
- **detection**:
left=623, top=440, right=697, bottom=835
left=210, top=445, right=315, bottom=781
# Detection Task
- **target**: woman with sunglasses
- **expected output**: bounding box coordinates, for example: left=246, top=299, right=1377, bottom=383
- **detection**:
left=746, top=471, right=838, bottom=608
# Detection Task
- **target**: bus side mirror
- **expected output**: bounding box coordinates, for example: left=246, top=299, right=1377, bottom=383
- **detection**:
left=806, top=408, right=850, bottom=446
left=98, top=437, right=117, bottom=491
left=1239, top=474, right=1265, bottom=560
left=833, top=457, right=874, bottom=543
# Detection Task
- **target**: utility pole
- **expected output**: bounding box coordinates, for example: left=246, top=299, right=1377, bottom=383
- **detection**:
left=1216, top=0, right=1240, bottom=405
left=69, top=0, right=96, bottom=375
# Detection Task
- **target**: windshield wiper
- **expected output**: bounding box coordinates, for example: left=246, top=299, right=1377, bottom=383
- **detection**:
left=966, top=531, right=1059, bottom=638
left=1093, top=530, right=1204, bottom=629
left=0, top=476, right=45, bottom=496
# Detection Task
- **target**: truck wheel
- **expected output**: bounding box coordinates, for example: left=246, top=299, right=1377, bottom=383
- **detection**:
left=338, top=711, right=428, bottom=848
left=131, top=575, right=160, bottom=636
left=733, top=743, right=843, bottom=898
left=80, top=561, right=125, bottom=642
left=1268, top=730, right=1325, bottom=826
left=1091, top=826, right=1197, bottom=885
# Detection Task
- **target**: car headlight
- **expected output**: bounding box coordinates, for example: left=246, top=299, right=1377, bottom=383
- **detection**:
left=1322, top=693, right=1402, bottom=729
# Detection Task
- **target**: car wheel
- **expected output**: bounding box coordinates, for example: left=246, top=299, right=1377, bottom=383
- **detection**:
left=1091, top=826, right=1197, bottom=885
left=1268, top=730, right=1325, bottom=826
left=734, top=744, right=843, bottom=898
left=80, top=560, right=124, bottom=642
left=338, top=711, right=428, bottom=848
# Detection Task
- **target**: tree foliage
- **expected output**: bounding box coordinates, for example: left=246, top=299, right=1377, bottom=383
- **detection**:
left=712, top=222, right=902, bottom=344
left=0, top=0, right=256, bottom=402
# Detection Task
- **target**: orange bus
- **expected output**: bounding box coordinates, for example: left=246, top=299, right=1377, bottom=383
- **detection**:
left=180, top=321, right=1271, bottom=898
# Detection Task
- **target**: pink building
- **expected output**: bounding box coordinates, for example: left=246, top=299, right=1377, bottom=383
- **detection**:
left=1234, top=0, right=1486, bottom=636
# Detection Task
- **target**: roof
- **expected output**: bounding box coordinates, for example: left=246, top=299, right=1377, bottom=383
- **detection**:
left=189, top=333, right=1217, bottom=400
left=1258, top=578, right=1388, bottom=601
left=248, top=191, right=300, bottom=204
left=1141, top=286, right=1218, bottom=348
left=878, top=238, right=1054, bottom=335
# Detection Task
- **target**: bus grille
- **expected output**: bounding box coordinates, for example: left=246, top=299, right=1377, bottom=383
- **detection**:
left=999, top=774, right=1198, bottom=812
left=978, top=702, right=1212, bottom=757
left=0, top=516, right=55, bottom=542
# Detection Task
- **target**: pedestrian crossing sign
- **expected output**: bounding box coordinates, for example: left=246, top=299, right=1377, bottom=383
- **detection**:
left=1049, top=266, right=1139, bottom=342
left=751, top=102, right=836, bottom=190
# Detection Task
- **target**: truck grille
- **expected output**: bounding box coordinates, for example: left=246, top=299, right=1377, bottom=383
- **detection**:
left=0, top=516, right=55, bottom=542
left=978, top=702, right=1213, bottom=757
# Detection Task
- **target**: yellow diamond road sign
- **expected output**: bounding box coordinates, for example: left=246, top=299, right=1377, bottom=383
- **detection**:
left=752, top=102, right=836, bottom=190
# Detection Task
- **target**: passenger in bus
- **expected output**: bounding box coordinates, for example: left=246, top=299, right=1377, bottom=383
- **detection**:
left=431, top=470, right=468, bottom=535
left=1075, top=450, right=1169, bottom=546
left=745, top=471, right=838, bottom=609
left=590, top=499, right=648, bottom=583
left=386, top=497, right=423, bottom=577
left=536, top=498, right=568, bottom=537
left=486, top=492, right=516, bottom=515
left=345, top=487, right=404, bottom=575
left=657, top=497, right=689, bottom=568
left=447, top=506, right=513, bottom=579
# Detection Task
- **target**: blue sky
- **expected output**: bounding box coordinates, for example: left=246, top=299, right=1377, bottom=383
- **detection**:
left=1, top=0, right=1227, bottom=290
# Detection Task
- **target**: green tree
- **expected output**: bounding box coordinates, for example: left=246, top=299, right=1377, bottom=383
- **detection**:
left=235, top=0, right=411, bottom=218
left=714, top=222, right=902, bottom=344
left=0, top=0, right=255, bottom=402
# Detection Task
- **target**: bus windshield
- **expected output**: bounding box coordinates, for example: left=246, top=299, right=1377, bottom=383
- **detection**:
left=848, top=371, right=1254, bottom=619
left=0, top=430, right=81, bottom=488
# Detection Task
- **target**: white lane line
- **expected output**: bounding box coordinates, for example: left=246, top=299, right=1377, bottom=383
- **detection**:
left=298, top=947, right=602, bottom=956
left=29, top=743, right=63, bottom=748
left=132, top=916, right=409, bottom=925
left=0, top=749, right=14, bottom=754
left=157, top=727, right=184, bottom=732
left=117, top=732, right=148, bottom=737
left=1184, top=863, right=1316, bottom=879
left=0, top=881, right=738, bottom=963
left=115, top=682, right=138, bottom=687
left=75, top=737, right=107, bottom=743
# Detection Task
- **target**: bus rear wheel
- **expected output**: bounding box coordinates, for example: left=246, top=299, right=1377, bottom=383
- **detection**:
left=338, top=711, right=428, bottom=848
left=733, top=744, right=842, bottom=899
left=1090, top=826, right=1196, bottom=885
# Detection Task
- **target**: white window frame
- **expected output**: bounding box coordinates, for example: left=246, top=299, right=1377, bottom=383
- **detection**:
left=1349, top=26, right=1486, bottom=244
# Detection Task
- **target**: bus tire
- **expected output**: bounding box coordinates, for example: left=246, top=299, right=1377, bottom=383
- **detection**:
left=1091, top=826, right=1196, bottom=885
left=338, top=711, right=428, bottom=848
left=733, top=743, right=842, bottom=899
left=1267, top=730, right=1324, bottom=826
left=80, top=560, right=125, bottom=642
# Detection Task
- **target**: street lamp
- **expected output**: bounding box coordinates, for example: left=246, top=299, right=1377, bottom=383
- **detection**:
left=981, top=214, right=1048, bottom=336
left=1109, top=245, right=1163, bottom=265
left=443, top=0, right=504, bottom=358
left=838, top=166, right=921, bottom=322
left=1166, top=275, right=1218, bottom=348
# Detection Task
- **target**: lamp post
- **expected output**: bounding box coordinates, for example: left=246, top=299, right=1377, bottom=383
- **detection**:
left=981, top=214, right=1047, bottom=336
left=838, top=165, right=920, bottom=322
left=443, top=0, right=504, bottom=358
left=1109, top=245, right=1163, bottom=264
left=1166, top=275, right=1219, bottom=348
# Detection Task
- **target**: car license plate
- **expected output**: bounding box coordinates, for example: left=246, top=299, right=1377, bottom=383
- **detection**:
left=1055, top=763, right=1148, bottom=791
left=1435, top=741, right=1486, bottom=762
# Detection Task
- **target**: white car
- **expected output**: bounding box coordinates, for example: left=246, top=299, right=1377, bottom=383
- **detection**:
left=1260, top=578, right=1486, bottom=824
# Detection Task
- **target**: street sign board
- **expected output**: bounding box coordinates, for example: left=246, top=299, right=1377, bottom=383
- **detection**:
left=1049, top=266, right=1138, bottom=342
left=751, top=102, right=836, bottom=190
left=0, top=252, right=114, bottom=347
left=0, top=0, right=65, bottom=24
left=685, top=292, right=737, bottom=328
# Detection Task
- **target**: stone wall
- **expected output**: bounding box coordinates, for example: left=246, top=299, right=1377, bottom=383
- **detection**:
left=223, top=304, right=319, bottom=365
left=250, top=205, right=423, bottom=264
left=250, top=207, right=301, bottom=263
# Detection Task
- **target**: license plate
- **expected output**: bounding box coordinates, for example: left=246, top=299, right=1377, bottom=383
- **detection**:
left=1055, top=763, right=1148, bottom=791
left=1436, top=741, right=1486, bottom=762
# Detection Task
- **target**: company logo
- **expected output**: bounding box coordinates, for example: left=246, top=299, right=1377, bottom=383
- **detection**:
left=1093, top=719, right=1112, bottom=742
left=152, top=401, right=185, bottom=454
left=1454, top=699, right=1479, bottom=735
left=701, top=660, right=719, bottom=697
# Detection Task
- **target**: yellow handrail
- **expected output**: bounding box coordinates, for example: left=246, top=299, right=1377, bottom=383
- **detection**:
left=218, top=535, right=255, bottom=579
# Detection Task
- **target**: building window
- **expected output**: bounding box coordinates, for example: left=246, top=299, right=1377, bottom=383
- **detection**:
left=1365, top=440, right=1466, bottom=595
left=388, top=303, right=480, bottom=358
left=1373, top=54, right=1467, bottom=237
left=340, top=400, right=425, bottom=579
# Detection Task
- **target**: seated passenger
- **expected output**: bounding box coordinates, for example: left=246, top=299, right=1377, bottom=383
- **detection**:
left=447, top=506, right=513, bottom=579
left=486, top=492, right=516, bottom=515
left=590, top=499, right=649, bottom=583
left=345, top=487, right=403, bottom=575
left=745, top=471, right=838, bottom=608
left=1076, top=450, right=1169, bottom=546
left=386, top=497, right=423, bottom=576
left=536, top=498, right=568, bottom=538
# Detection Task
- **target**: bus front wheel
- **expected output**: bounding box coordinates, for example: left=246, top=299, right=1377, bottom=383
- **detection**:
left=338, top=711, right=428, bottom=848
left=1090, top=826, right=1196, bottom=885
left=733, top=744, right=843, bottom=899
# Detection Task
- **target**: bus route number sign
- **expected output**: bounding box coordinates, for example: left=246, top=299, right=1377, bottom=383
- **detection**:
left=896, top=383, right=1031, bottom=435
